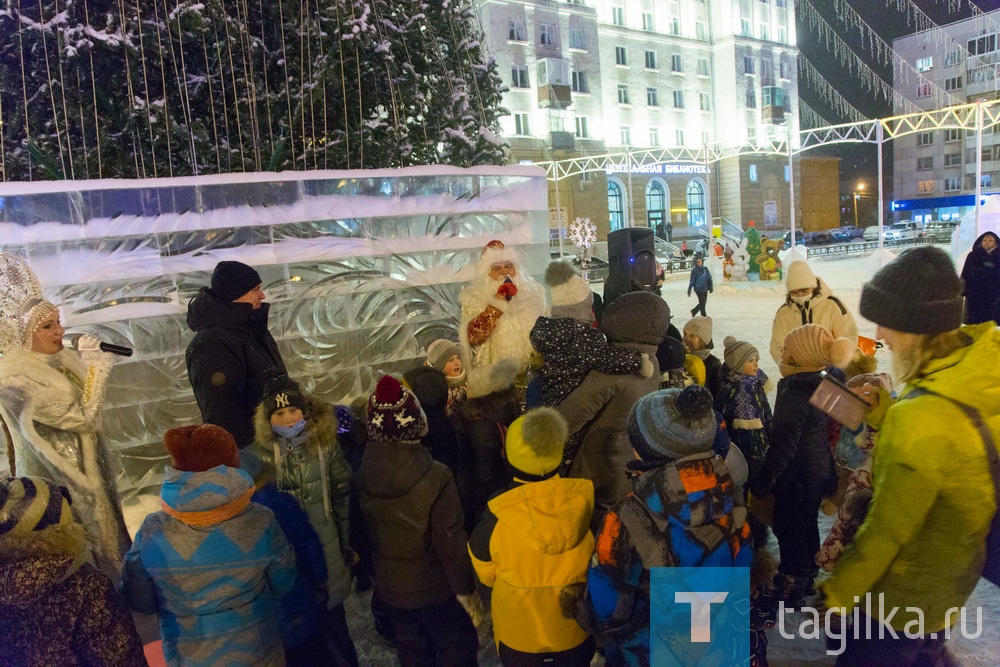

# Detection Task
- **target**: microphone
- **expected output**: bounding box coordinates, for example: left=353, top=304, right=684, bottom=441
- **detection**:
left=99, top=342, right=134, bottom=357
left=67, top=335, right=134, bottom=357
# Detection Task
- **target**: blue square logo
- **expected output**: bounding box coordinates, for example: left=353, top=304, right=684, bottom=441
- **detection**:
left=650, top=567, right=750, bottom=666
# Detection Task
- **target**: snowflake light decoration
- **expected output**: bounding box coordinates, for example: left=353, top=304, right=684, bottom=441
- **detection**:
left=568, top=217, right=598, bottom=275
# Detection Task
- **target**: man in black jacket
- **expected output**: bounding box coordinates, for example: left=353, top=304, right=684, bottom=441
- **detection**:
left=185, top=261, right=286, bottom=448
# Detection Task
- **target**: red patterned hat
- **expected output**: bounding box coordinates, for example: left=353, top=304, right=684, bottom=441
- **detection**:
left=367, top=375, right=428, bottom=443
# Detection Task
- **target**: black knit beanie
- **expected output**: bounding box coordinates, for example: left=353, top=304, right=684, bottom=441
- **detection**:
left=261, top=373, right=307, bottom=419
left=212, top=261, right=262, bottom=302
left=860, top=246, right=963, bottom=334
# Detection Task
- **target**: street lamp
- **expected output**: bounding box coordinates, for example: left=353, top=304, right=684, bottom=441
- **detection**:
left=853, top=182, right=866, bottom=227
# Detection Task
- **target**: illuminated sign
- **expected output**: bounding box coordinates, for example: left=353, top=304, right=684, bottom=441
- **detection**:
left=605, top=162, right=711, bottom=176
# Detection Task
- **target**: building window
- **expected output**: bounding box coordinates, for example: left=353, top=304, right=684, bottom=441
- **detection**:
left=511, top=66, right=529, bottom=89
left=508, top=19, right=526, bottom=41
left=745, top=86, right=756, bottom=108
left=916, top=132, right=933, bottom=146
left=673, top=90, right=685, bottom=108
left=697, top=58, right=710, bottom=76
left=580, top=171, right=592, bottom=182
left=700, top=92, right=711, bottom=111
left=670, top=17, right=680, bottom=35
left=968, top=35, right=997, bottom=56
left=778, top=26, right=787, bottom=43
left=984, top=174, right=993, bottom=188
left=917, top=156, right=934, bottom=170
left=647, top=87, right=659, bottom=106
left=776, top=0, right=786, bottom=6
left=540, top=23, right=556, bottom=46
left=945, top=152, right=962, bottom=167
left=945, top=49, right=964, bottom=67
left=784, top=164, right=791, bottom=182
left=762, top=86, right=784, bottom=108
left=687, top=180, right=706, bottom=225
left=569, top=28, right=585, bottom=50
left=618, top=84, right=631, bottom=104
left=916, top=82, right=932, bottom=98
left=643, top=11, right=655, bottom=31
left=612, top=5, right=625, bottom=26
left=759, top=23, right=769, bottom=40
left=575, top=116, right=589, bottom=138
left=916, top=57, right=933, bottom=72
left=671, top=54, right=683, bottom=72
left=514, top=112, right=530, bottom=136
left=675, top=128, right=685, bottom=146
left=985, top=147, right=994, bottom=162
left=645, top=50, right=658, bottom=69
left=747, top=126, right=757, bottom=144
left=945, top=128, right=961, bottom=142
left=945, top=177, right=961, bottom=191
left=944, top=76, right=963, bottom=91
left=749, top=164, right=759, bottom=182
left=744, top=56, right=755, bottom=74
left=649, top=128, right=660, bottom=146
left=615, top=46, right=628, bottom=66
left=696, top=22, right=707, bottom=40
left=779, top=61, right=789, bottom=79
left=571, top=71, right=589, bottom=93
left=608, top=180, right=625, bottom=230
left=741, top=18, right=752, bottom=36
left=646, top=180, right=666, bottom=236
left=917, top=180, right=935, bottom=194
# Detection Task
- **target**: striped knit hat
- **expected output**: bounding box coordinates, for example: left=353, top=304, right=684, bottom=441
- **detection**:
left=0, top=477, right=74, bottom=545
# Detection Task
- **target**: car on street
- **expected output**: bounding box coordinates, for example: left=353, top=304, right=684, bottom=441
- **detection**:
left=831, top=225, right=865, bottom=242
left=884, top=221, right=925, bottom=242
left=863, top=225, right=882, bottom=242
left=922, top=220, right=960, bottom=244
left=804, top=230, right=835, bottom=246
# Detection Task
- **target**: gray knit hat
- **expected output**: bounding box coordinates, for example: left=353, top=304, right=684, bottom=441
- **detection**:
left=683, top=316, right=714, bottom=349
left=860, top=247, right=963, bottom=334
left=627, top=386, right=716, bottom=462
left=545, top=260, right=594, bottom=323
left=723, top=336, right=758, bottom=372
left=426, top=339, right=460, bottom=371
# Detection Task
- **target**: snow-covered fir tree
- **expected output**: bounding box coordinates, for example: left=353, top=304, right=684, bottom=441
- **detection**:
left=0, top=0, right=508, bottom=180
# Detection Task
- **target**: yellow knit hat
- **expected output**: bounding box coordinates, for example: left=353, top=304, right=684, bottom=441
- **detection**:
left=504, top=407, right=568, bottom=479
left=0, top=477, right=74, bottom=545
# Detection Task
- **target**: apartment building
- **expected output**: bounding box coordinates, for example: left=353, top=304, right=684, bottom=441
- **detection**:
left=478, top=0, right=806, bottom=240
left=892, top=9, right=1000, bottom=223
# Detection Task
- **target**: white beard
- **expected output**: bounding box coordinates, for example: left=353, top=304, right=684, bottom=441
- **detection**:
left=458, top=272, right=548, bottom=369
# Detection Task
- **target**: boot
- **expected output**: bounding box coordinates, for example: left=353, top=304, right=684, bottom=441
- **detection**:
left=773, top=572, right=815, bottom=607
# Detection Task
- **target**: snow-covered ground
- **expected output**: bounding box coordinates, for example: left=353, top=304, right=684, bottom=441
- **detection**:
left=126, top=247, right=1000, bottom=666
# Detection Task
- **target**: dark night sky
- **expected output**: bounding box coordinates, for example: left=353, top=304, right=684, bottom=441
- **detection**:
left=797, top=0, right=994, bottom=190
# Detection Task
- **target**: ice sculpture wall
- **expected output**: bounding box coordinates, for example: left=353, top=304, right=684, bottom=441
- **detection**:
left=0, top=166, right=549, bottom=494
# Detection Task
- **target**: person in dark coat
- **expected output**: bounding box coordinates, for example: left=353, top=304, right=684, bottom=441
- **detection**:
left=404, top=365, right=461, bottom=479
left=186, top=261, right=286, bottom=448
left=0, top=477, right=146, bottom=667
left=750, top=324, right=854, bottom=604
left=688, top=257, right=713, bottom=317
left=356, top=375, right=483, bottom=667
left=452, top=359, right=521, bottom=530
left=961, top=231, right=1000, bottom=324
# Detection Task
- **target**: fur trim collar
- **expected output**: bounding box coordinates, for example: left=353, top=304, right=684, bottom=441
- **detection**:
left=253, top=394, right=337, bottom=453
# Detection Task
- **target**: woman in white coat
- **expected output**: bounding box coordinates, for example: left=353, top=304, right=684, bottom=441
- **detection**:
left=0, top=253, right=129, bottom=579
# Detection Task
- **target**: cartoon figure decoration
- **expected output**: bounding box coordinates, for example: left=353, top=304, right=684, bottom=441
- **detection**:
left=745, top=223, right=763, bottom=275
left=730, top=237, right=750, bottom=282
left=722, top=242, right=735, bottom=281
left=568, top=217, right=598, bottom=278
left=756, top=236, right=785, bottom=281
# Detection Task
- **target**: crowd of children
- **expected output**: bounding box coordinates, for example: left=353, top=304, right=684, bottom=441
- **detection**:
left=8, top=250, right=990, bottom=667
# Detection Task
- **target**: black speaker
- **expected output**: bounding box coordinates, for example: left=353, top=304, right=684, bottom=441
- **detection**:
left=604, top=227, right=657, bottom=306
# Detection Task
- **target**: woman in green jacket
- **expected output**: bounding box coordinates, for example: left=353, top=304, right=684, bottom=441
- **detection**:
left=821, top=247, right=1000, bottom=665
left=251, top=373, right=359, bottom=666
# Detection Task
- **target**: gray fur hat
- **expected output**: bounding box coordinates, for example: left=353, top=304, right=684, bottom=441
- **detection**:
left=545, top=261, right=594, bottom=323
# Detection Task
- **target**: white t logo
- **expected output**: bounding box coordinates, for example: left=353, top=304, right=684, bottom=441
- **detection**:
left=674, top=591, right=729, bottom=643
left=275, top=393, right=289, bottom=408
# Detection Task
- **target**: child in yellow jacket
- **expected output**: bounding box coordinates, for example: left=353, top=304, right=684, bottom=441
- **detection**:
left=468, top=408, right=596, bottom=665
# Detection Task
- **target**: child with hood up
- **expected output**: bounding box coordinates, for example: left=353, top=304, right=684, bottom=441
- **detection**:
left=468, top=407, right=596, bottom=665
left=424, top=338, right=468, bottom=416
left=121, top=424, right=297, bottom=666
left=716, top=336, right=774, bottom=485
left=577, top=386, right=752, bottom=666
left=249, top=373, right=359, bottom=666
left=529, top=260, right=653, bottom=407
left=0, top=477, right=146, bottom=667
left=750, top=324, right=854, bottom=604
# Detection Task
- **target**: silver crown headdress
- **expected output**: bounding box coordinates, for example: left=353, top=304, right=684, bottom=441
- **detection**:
left=0, top=252, right=58, bottom=356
